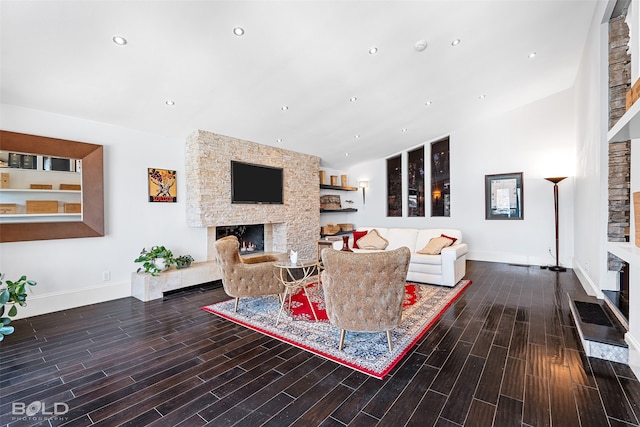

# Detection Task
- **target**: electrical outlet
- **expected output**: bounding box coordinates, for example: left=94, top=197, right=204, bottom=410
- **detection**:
left=102, top=271, right=111, bottom=281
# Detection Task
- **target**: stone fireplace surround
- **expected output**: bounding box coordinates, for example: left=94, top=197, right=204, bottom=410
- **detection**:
left=185, top=130, right=321, bottom=261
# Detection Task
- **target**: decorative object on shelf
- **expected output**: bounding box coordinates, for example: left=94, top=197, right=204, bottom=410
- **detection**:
left=634, top=192, right=640, bottom=247
left=29, top=184, right=53, bottom=190
left=0, top=204, right=17, bottom=214
left=1, top=173, right=9, bottom=189
left=64, top=203, right=81, bottom=213
left=359, top=180, right=369, bottom=205
left=319, top=170, right=326, bottom=185
left=338, top=223, right=353, bottom=232
left=289, top=250, right=298, bottom=264
left=321, top=223, right=341, bottom=235
left=330, top=175, right=338, bottom=186
left=341, top=235, right=352, bottom=252
left=544, top=177, right=568, bottom=272
left=60, top=184, right=81, bottom=191
left=485, top=172, right=523, bottom=220
left=320, top=194, right=341, bottom=210
left=148, top=168, right=177, bottom=203
left=134, top=245, right=176, bottom=276
left=341, top=175, right=348, bottom=187
left=175, top=254, right=194, bottom=269
left=0, top=273, right=37, bottom=342
left=26, top=200, right=58, bottom=214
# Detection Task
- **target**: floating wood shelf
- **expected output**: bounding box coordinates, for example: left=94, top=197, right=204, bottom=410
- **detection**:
left=320, top=184, right=358, bottom=191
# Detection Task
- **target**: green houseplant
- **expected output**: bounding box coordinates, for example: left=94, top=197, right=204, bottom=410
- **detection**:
left=0, top=273, right=37, bottom=342
left=175, top=254, right=194, bottom=269
left=134, top=245, right=175, bottom=276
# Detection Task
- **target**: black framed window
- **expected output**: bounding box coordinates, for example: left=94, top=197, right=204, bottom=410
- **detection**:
left=408, top=146, right=425, bottom=217
left=431, top=137, right=450, bottom=217
left=387, top=155, right=402, bottom=217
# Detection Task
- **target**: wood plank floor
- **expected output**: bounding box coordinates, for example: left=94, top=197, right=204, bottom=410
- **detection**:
left=2, top=260, right=640, bottom=426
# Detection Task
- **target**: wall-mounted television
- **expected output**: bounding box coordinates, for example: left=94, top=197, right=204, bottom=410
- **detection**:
left=231, top=160, right=284, bottom=204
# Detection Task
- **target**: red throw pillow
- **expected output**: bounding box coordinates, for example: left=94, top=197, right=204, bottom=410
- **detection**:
left=352, top=230, right=369, bottom=249
left=441, top=233, right=458, bottom=244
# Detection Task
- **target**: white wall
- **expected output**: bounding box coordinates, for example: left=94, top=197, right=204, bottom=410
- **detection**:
left=0, top=104, right=206, bottom=318
left=347, top=88, right=577, bottom=268
left=572, top=3, right=610, bottom=297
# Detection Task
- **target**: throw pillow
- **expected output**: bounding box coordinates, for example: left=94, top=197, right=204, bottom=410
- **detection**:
left=441, top=233, right=458, bottom=244
left=352, top=230, right=369, bottom=249
left=241, top=254, right=278, bottom=264
left=356, top=229, right=389, bottom=250
left=417, top=236, right=454, bottom=255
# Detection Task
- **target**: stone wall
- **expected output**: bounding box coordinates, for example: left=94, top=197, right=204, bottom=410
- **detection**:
left=608, top=14, right=632, bottom=271
left=185, top=130, right=321, bottom=260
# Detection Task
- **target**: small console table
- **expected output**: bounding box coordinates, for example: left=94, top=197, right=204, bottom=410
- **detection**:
left=131, top=260, right=221, bottom=301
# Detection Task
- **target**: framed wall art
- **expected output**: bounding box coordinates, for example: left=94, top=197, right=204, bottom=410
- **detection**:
left=485, top=172, right=523, bottom=220
left=148, top=168, right=177, bottom=202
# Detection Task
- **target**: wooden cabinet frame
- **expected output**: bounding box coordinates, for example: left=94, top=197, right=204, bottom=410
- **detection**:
left=0, top=130, right=104, bottom=242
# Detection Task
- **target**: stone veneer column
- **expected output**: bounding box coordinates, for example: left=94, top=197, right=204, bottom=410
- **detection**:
left=185, top=130, right=321, bottom=260
left=609, top=14, right=632, bottom=271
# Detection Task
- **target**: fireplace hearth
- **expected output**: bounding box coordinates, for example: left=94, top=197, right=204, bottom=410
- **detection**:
left=216, top=224, right=265, bottom=254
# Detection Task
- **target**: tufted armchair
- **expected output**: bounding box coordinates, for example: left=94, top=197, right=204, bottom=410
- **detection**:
left=213, top=235, right=285, bottom=312
left=320, top=246, right=411, bottom=352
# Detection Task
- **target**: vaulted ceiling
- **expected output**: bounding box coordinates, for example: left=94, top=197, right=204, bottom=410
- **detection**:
left=1, top=1, right=598, bottom=169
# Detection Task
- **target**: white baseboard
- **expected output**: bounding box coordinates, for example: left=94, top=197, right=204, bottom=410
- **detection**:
left=626, top=332, right=640, bottom=379
left=572, top=260, right=603, bottom=298
left=11, top=280, right=131, bottom=319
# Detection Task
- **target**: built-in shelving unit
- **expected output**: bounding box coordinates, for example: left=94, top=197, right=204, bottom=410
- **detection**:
left=608, top=98, right=640, bottom=143
left=607, top=100, right=640, bottom=264
left=319, top=180, right=358, bottom=237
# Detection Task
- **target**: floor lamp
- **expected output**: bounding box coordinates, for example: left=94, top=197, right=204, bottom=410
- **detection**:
left=545, top=176, right=567, bottom=272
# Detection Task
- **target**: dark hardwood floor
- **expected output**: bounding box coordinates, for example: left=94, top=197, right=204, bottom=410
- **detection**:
left=2, top=260, right=640, bottom=426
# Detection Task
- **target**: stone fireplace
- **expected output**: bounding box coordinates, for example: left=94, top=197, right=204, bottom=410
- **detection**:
left=186, top=130, right=321, bottom=261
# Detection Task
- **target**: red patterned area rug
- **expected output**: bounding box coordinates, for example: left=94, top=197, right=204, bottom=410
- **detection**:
left=202, top=279, right=471, bottom=379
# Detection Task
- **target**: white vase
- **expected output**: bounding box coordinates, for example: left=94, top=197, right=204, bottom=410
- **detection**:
left=154, top=258, right=169, bottom=272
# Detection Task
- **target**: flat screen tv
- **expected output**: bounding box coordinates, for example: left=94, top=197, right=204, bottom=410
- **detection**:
left=231, top=160, right=284, bottom=204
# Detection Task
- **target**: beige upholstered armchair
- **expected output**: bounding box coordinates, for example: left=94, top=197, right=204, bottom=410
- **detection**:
left=320, top=247, right=411, bottom=352
left=213, top=236, right=285, bottom=312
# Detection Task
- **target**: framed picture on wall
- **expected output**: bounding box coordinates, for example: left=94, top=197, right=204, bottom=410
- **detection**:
left=148, top=168, right=177, bottom=202
left=485, top=172, right=523, bottom=220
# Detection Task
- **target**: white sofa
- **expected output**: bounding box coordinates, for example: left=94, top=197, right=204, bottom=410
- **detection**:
left=331, top=227, right=468, bottom=287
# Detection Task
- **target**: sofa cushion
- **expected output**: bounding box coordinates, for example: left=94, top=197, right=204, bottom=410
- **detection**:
left=351, top=230, right=369, bottom=249
left=385, top=228, right=419, bottom=251
left=417, top=236, right=454, bottom=255
left=356, top=229, right=389, bottom=250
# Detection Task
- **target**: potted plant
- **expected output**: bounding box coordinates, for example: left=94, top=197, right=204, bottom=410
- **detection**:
left=0, top=273, right=37, bottom=342
left=134, top=245, right=175, bottom=276
left=175, top=254, right=194, bottom=269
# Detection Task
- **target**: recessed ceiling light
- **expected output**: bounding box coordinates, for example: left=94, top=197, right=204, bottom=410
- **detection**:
left=276, top=138, right=283, bottom=143
left=368, top=47, right=378, bottom=54
left=350, top=97, right=357, bottom=102
left=402, top=128, right=408, bottom=133
left=528, top=51, right=537, bottom=59
left=345, top=152, right=350, bottom=157
left=478, top=94, right=486, bottom=99
left=451, top=39, right=461, bottom=46
left=165, top=100, right=175, bottom=106
left=112, top=35, right=127, bottom=46
left=281, top=105, right=288, bottom=111
left=414, top=40, right=428, bottom=52
left=354, top=134, right=360, bottom=139
left=233, top=27, right=245, bottom=36
left=425, top=101, right=433, bottom=106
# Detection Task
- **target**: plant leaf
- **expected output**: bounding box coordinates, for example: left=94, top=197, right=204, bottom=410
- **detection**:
left=8, top=305, right=17, bottom=317
left=0, top=289, right=8, bottom=304
left=0, top=325, right=14, bottom=335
